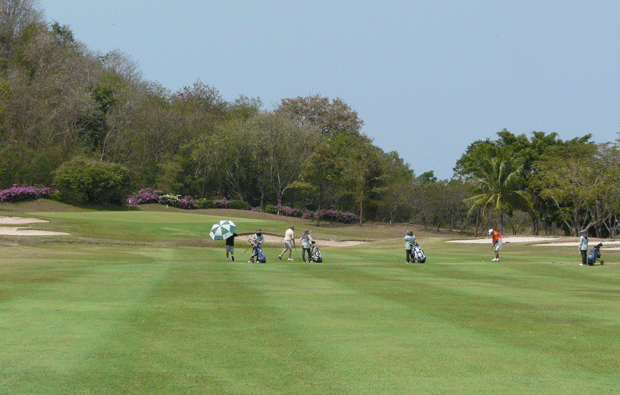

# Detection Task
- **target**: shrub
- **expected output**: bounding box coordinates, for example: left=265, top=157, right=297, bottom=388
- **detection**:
left=276, top=204, right=302, bottom=217
left=196, top=198, right=214, bottom=209
left=228, top=200, right=250, bottom=210
left=53, top=158, right=131, bottom=204
left=178, top=196, right=197, bottom=209
left=159, top=194, right=180, bottom=207
left=213, top=196, right=229, bottom=208
left=301, top=208, right=360, bottom=224
left=265, top=204, right=276, bottom=214
left=0, top=185, right=51, bottom=202
left=317, top=209, right=360, bottom=224
left=127, top=188, right=162, bottom=205
left=251, top=206, right=264, bottom=212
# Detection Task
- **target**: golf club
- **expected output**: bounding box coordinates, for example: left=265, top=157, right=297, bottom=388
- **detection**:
left=244, top=239, right=252, bottom=254
left=482, top=244, right=494, bottom=262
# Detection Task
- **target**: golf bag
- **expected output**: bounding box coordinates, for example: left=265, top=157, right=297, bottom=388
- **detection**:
left=255, top=246, right=267, bottom=263
left=311, top=246, right=322, bottom=263
left=412, top=242, right=426, bottom=263
left=587, top=243, right=603, bottom=265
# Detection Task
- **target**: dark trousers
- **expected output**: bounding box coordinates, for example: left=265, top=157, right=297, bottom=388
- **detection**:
left=581, top=249, right=587, bottom=265
left=302, top=248, right=312, bottom=262
left=406, top=249, right=413, bottom=263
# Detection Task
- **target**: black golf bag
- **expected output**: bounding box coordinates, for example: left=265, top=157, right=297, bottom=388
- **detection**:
left=256, top=246, right=267, bottom=263
left=587, top=243, right=603, bottom=265
left=412, top=242, right=426, bottom=263
left=311, top=246, right=322, bottom=263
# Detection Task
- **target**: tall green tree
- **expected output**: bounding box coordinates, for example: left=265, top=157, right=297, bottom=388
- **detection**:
left=291, top=138, right=345, bottom=225
left=192, top=117, right=255, bottom=201
left=455, top=129, right=591, bottom=234
left=277, top=94, right=363, bottom=138
left=532, top=142, right=607, bottom=236
left=465, top=152, right=533, bottom=235
left=253, top=110, right=316, bottom=208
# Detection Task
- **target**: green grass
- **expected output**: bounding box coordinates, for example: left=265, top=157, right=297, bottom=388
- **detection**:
left=1, top=206, right=619, bottom=394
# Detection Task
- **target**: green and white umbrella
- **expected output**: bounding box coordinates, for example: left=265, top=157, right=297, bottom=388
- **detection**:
left=209, top=220, right=236, bottom=240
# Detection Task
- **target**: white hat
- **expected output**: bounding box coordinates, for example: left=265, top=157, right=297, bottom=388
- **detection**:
left=488, top=229, right=493, bottom=235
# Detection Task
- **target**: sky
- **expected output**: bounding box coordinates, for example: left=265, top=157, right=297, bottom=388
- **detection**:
left=41, top=0, right=620, bottom=180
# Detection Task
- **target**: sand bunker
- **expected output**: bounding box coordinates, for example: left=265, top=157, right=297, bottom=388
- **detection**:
left=449, top=236, right=620, bottom=250
left=257, top=234, right=367, bottom=247
left=448, top=236, right=560, bottom=244
left=0, top=216, right=69, bottom=236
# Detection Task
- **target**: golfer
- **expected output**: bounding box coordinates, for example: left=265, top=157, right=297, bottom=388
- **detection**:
left=579, top=229, right=588, bottom=266
left=300, top=229, right=314, bottom=262
left=226, top=232, right=238, bottom=262
left=248, top=229, right=264, bottom=263
left=403, top=231, right=416, bottom=263
left=489, top=228, right=502, bottom=262
left=279, top=225, right=296, bottom=261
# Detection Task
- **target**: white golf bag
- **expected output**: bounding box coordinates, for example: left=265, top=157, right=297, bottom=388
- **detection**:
left=412, top=242, right=426, bottom=263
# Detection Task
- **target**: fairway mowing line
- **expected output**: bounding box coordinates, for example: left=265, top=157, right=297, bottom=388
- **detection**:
left=433, top=262, right=487, bottom=265
left=234, top=261, right=380, bottom=266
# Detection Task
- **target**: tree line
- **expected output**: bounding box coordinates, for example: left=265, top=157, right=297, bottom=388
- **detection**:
left=1, top=0, right=619, bottom=236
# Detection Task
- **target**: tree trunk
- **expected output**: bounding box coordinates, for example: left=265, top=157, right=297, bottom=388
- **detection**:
left=499, top=209, right=504, bottom=235
left=359, top=191, right=363, bottom=226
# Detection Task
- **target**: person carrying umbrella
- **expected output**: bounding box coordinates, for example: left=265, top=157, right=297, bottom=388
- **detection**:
left=226, top=231, right=238, bottom=261
left=209, top=220, right=237, bottom=261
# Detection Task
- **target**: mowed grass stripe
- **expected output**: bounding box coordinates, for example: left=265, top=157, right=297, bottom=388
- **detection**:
left=2, top=205, right=620, bottom=394
left=136, top=262, right=353, bottom=394
left=0, top=247, right=185, bottom=394
left=228, top=263, right=533, bottom=393
left=279, top=263, right=620, bottom=393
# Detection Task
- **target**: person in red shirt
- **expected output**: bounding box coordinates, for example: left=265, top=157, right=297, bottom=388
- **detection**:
left=489, top=228, right=502, bottom=262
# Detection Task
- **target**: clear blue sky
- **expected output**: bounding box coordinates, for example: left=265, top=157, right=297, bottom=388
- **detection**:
left=41, top=0, right=620, bottom=180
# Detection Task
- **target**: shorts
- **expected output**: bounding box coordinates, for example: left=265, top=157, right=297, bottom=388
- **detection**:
left=283, top=240, right=293, bottom=251
left=494, top=239, right=503, bottom=251
left=226, top=245, right=234, bottom=253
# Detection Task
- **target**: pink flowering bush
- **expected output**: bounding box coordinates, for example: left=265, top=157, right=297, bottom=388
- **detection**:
left=301, top=208, right=360, bottom=224
left=213, top=196, right=229, bottom=208
left=127, top=188, right=163, bottom=205
left=0, top=185, right=51, bottom=202
left=126, top=189, right=210, bottom=210
left=276, top=204, right=302, bottom=217
left=178, top=196, right=197, bottom=209
left=251, top=206, right=264, bottom=212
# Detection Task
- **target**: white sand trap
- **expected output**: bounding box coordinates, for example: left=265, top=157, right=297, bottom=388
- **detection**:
left=0, top=216, right=48, bottom=225
left=448, top=236, right=560, bottom=244
left=532, top=240, right=620, bottom=247
left=259, top=234, right=367, bottom=247
left=0, top=215, right=69, bottom=236
left=449, top=236, right=620, bottom=250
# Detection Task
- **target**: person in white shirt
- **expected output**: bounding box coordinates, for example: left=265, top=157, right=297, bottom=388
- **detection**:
left=278, top=225, right=296, bottom=261
left=578, top=229, right=588, bottom=266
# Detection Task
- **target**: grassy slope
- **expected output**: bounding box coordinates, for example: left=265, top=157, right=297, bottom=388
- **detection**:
left=1, top=202, right=619, bottom=394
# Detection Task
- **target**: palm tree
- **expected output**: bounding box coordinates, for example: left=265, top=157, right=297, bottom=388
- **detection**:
left=465, top=155, right=533, bottom=235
